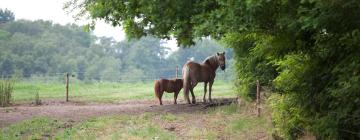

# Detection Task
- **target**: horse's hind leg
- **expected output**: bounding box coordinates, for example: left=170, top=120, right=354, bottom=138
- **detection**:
left=190, top=82, right=198, bottom=104
left=203, top=82, right=208, bottom=103
left=159, top=91, right=164, bottom=105
left=174, top=91, right=179, bottom=104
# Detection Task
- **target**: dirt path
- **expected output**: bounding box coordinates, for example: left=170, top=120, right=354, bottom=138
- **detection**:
left=0, top=98, right=237, bottom=128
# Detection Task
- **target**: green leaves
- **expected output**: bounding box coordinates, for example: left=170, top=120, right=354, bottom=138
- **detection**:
left=0, top=8, right=15, bottom=24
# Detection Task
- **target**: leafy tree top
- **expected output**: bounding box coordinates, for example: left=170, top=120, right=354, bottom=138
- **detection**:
left=65, top=0, right=360, bottom=47
left=0, top=9, right=15, bottom=24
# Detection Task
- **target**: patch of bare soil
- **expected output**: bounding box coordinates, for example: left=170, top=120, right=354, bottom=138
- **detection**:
left=0, top=98, right=237, bottom=128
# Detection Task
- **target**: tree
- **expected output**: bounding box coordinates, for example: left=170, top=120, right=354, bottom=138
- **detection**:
left=0, top=9, right=14, bottom=24
left=66, top=0, right=360, bottom=139
left=0, top=58, right=14, bottom=77
left=0, top=19, right=177, bottom=81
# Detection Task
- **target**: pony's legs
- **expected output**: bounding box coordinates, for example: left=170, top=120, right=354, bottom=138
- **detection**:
left=159, top=91, right=164, bottom=105
left=203, top=82, right=208, bottom=103
left=209, top=81, right=214, bottom=102
left=190, top=87, right=196, bottom=104
left=174, top=91, right=179, bottom=104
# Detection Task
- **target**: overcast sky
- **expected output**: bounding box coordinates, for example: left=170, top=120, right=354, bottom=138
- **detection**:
left=0, top=0, right=177, bottom=50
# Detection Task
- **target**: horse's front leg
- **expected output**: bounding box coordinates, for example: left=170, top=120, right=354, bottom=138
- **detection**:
left=209, top=81, right=214, bottom=103
left=203, top=82, right=208, bottom=103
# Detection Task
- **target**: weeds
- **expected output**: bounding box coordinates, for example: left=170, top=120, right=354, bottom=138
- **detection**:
left=34, top=91, right=41, bottom=105
left=0, top=78, right=14, bottom=107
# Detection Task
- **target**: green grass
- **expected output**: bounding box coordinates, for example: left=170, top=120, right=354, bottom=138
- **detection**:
left=0, top=117, right=63, bottom=140
left=160, top=113, right=182, bottom=121
left=12, top=79, right=235, bottom=103
left=54, top=115, right=176, bottom=140
left=0, top=115, right=176, bottom=140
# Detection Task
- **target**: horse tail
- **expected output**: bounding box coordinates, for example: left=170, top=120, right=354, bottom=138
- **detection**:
left=154, top=80, right=162, bottom=105
left=182, top=66, right=191, bottom=104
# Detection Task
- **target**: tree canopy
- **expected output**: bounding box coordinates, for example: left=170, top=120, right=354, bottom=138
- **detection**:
left=0, top=9, right=14, bottom=24
left=66, top=0, right=360, bottom=139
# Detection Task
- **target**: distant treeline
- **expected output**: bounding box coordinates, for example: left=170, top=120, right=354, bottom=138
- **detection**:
left=0, top=20, right=234, bottom=81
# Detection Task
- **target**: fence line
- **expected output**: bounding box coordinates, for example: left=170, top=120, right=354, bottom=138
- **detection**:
left=0, top=70, right=232, bottom=82
left=0, top=66, right=177, bottom=76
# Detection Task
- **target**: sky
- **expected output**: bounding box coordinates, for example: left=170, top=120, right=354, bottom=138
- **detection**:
left=0, top=0, right=177, bottom=50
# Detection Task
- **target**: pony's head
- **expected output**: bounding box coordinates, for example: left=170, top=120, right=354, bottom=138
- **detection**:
left=216, top=52, right=226, bottom=70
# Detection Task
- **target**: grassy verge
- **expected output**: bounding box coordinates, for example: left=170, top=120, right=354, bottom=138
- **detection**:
left=172, top=103, right=272, bottom=140
left=12, top=80, right=235, bottom=103
left=1, top=115, right=176, bottom=140
left=55, top=115, right=175, bottom=140
left=0, top=117, right=63, bottom=140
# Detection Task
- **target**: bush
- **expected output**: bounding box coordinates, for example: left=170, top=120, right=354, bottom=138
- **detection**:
left=223, top=32, right=277, bottom=100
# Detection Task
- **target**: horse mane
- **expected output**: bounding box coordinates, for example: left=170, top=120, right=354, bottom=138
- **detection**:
left=203, top=55, right=218, bottom=70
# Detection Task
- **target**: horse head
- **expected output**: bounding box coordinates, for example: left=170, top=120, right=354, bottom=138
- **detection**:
left=216, top=52, right=226, bottom=70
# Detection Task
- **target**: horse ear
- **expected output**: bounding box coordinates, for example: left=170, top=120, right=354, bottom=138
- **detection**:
left=223, top=51, right=225, bottom=55
left=217, top=52, right=220, bottom=56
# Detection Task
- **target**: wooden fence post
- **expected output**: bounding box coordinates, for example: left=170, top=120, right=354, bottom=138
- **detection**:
left=66, top=73, right=69, bottom=102
left=256, top=80, right=261, bottom=117
left=176, top=65, right=179, bottom=78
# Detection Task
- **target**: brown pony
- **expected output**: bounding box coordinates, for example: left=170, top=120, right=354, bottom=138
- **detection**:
left=182, top=52, right=226, bottom=104
left=154, top=78, right=183, bottom=105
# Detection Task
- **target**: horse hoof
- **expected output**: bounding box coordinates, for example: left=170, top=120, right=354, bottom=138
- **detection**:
left=203, top=99, right=207, bottom=103
left=174, top=102, right=177, bottom=105
left=192, top=101, right=196, bottom=104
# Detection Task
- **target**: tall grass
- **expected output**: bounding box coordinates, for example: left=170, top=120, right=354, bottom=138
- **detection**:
left=0, top=78, right=14, bottom=107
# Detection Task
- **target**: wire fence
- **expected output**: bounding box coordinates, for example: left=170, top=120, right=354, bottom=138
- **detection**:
left=0, top=66, right=234, bottom=84
left=0, top=66, right=235, bottom=105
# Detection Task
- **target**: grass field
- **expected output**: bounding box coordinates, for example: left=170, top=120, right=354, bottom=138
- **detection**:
left=12, top=79, right=235, bottom=103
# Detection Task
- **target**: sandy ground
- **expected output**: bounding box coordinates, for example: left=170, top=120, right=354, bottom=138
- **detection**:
left=0, top=98, right=237, bottom=128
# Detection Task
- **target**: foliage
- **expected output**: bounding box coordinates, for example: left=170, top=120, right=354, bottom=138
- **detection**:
left=0, top=78, right=14, bottom=107
left=67, top=0, right=360, bottom=139
left=223, top=32, right=277, bottom=100
left=0, top=8, right=14, bottom=24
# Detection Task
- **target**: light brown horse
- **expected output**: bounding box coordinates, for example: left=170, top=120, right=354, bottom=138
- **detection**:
left=182, top=52, right=226, bottom=104
left=154, top=78, right=183, bottom=105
